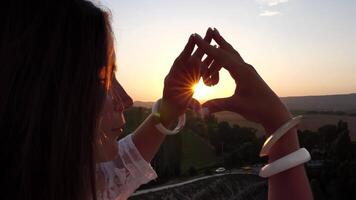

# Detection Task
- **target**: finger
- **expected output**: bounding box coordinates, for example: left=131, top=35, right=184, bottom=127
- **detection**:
left=203, top=60, right=220, bottom=86
left=194, top=34, right=224, bottom=61
left=203, top=76, right=212, bottom=86
left=187, top=98, right=201, bottom=111
left=195, top=34, right=247, bottom=83
left=178, top=34, right=196, bottom=61
left=192, top=28, right=213, bottom=59
left=185, top=55, right=202, bottom=83
left=213, top=28, right=244, bottom=61
left=201, top=55, right=214, bottom=80
left=212, top=28, right=234, bottom=52
left=202, top=97, right=232, bottom=114
left=209, top=71, right=220, bottom=86
left=208, top=60, right=222, bottom=79
left=191, top=58, right=201, bottom=83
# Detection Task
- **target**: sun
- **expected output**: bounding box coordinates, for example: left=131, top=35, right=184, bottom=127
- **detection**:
left=192, top=78, right=212, bottom=101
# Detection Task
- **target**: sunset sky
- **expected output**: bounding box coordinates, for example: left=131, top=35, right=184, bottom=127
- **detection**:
left=99, top=0, right=356, bottom=102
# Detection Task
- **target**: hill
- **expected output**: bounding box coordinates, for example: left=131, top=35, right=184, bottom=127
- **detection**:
left=134, top=93, right=356, bottom=112
left=132, top=101, right=154, bottom=108
left=281, top=93, right=356, bottom=112
left=180, top=130, right=219, bottom=173
left=133, top=93, right=356, bottom=141
left=213, top=111, right=356, bottom=141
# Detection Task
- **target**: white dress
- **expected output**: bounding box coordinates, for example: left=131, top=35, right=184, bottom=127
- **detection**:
left=96, top=134, right=158, bottom=200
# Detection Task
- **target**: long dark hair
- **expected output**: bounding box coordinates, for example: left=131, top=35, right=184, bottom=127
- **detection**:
left=0, top=0, right=114, bottom=199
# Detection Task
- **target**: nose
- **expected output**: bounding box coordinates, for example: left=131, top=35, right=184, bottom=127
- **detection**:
left=122, top=95, right=133, bottom=109
left=112, top=77, right=133, bottom=110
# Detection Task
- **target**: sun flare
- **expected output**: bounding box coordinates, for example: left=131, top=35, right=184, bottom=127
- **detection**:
left=192, top=79, right=213, bottom=101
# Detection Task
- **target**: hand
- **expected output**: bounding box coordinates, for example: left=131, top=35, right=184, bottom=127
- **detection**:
left=160, top=29, right=213, bottom=124
left=195, top=28, right=292, bottom=132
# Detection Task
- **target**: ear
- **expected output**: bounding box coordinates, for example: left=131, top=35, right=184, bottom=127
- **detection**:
left=99, top=67, right=106, bottom=80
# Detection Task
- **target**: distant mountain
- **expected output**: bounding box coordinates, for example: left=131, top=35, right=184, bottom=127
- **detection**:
left=281, top=93, right=356, bottom=112
left=134, top=93, right=356, bottom=112
left=133, top=101, right=154, bottom=108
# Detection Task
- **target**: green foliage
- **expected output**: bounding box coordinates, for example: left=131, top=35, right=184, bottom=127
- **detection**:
left=291, top=110, right=356, bottom=117
left=298, top=129, right=320, bottom=152
left=151, top=133, right=182, bottom=181
left=123, top=107, right=150, bottom=135
left=188, top=166, right=198, bottom=176
left=301, top=120, right=356, bottom=200
left=310, top=179, right=325, bottom=200
left=180, top=129, right=219, bottom=173
left=125, top=107, right=356, bottom=198
left=318, top=124, right=338, bottom=147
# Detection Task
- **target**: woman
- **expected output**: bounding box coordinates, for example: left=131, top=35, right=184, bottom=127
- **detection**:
left=0, top=0, right=313, bottom=200
left=1, top=0, right=201, bottom=199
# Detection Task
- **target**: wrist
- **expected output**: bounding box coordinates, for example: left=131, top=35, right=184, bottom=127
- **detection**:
left=151, top=98, right=187, bottom=135
left=158, top=98, right=179, bottom=127
left=262, top=109, right=293, bottom=137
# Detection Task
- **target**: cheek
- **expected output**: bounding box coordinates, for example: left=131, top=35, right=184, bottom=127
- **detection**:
left=99, top=113, right=113, bottom=133
left=95, top=95, right=126, bottom=163
left=99, top=98, right=115, bottom=131
left=100, top=111, right=125, bottom=134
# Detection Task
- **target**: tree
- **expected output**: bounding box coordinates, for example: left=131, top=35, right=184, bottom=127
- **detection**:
left=318, top=124, right=338, bottom=151
left=330, top=130, right=352, bottom=162
left=298, top=129, right=320, bottom=152
left=152, top=132, right=182, bottom=181
left=310, top=179, right=325, bottom=200
left=188, top=166, right=198, bottom=176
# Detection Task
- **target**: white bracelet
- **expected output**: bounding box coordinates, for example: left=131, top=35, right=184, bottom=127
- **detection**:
left=151, top=98, right=186, bottom=135
left=260, top=115, right=303, bottom=157
left=259, top=115, right=311, bottom=178
left=259, top=148, right=311, bottom=178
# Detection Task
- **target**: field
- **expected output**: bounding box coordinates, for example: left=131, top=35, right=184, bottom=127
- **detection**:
left=180, top=129, right=220, bottom=173
left=214, top=111, right=356, bottom=141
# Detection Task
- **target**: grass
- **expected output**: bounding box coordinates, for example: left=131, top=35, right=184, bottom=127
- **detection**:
left=180, top=129, right=220, bottom=173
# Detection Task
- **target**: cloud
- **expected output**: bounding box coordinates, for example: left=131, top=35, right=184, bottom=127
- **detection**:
left=256, top=0, right=290, bottom=16
left=258, top=0, right=289, bottom=6
left=259, top=10, right=281, bottom=16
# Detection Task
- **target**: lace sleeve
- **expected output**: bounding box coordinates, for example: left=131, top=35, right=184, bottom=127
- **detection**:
left=96, top=133, right=158, bottom=200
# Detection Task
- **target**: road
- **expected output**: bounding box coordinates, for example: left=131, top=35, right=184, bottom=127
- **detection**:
left=131, top=168, right=260, bottom=196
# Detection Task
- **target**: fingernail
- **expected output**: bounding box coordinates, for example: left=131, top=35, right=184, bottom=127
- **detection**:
left=213, top=27, right=220, bottom=34
left=190, top=34, right=196, bottom=42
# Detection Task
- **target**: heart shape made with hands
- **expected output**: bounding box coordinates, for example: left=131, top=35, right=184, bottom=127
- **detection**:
left=187, top=27, right=248, bottom=117
left=189, top=34, right=233, bottom=115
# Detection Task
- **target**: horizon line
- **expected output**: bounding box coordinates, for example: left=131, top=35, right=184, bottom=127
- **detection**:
left=133, top=92, right=356, bottom=103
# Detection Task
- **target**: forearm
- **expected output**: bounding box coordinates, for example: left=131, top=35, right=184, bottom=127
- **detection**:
left=131, top=99, right=175, bottom=163
left=132, top=114, right=173, bottom=162
left=264, top=122, right=313, bottom=200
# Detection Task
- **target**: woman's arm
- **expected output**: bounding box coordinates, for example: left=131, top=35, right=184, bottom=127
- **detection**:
left=131, top=99, right=174, bottom=162
left=131, top=29, right=213, bottom=163
left=194, top=28, right=314, bottom=200
left=131, top=114, right=167, bottom=162
left=264, top=115, right=313, bottom=200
